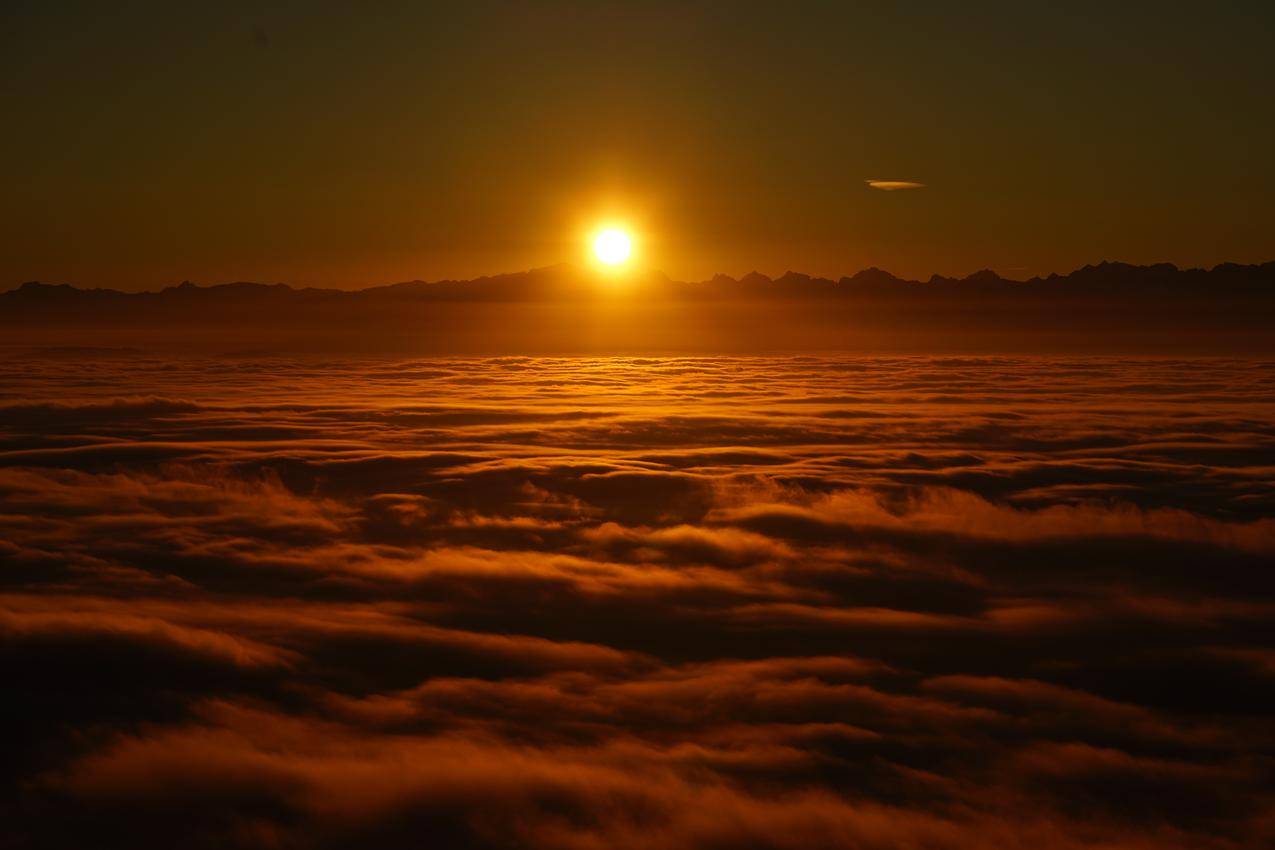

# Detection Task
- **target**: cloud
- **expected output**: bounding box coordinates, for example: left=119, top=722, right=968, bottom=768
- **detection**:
left=866, top=179, right=926, bottom=191
left=3, top=353, right=1275, bottom=847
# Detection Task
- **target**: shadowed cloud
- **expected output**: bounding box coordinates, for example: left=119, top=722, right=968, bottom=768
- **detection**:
left=2, top=353, right=1274, bottom=848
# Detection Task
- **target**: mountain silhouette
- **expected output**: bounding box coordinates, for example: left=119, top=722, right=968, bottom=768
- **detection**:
left=4, top=261, right=1273, bottom=354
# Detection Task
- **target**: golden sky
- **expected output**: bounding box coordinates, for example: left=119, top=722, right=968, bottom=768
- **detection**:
left=3, top=1, right=1274, bottom=289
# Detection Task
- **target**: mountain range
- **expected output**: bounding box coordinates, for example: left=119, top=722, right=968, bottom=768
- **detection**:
left=9, top=259, right=1275, bottom=300
left=4, top=261, right=1273, bottom=354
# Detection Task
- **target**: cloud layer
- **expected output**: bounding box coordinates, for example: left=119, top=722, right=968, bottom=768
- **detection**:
left=866, top=180, right=926, bottom=191
left=3, top=353, right=1274, bottom=848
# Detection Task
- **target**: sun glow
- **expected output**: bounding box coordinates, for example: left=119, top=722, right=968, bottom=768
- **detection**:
left=592, top=228, right=633, bottom=266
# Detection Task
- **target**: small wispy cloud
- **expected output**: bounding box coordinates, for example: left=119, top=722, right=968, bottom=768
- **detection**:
left=867, top=179, right=925, bottom=191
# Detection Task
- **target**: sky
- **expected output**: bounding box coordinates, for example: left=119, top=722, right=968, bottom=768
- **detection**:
left=3, top=0, right=1274, bottom=290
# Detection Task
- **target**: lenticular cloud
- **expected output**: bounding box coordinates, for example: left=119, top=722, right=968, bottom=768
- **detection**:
left=2, top=353, right=1274, bottom=849
left=866, top=179, right=925, bottom=190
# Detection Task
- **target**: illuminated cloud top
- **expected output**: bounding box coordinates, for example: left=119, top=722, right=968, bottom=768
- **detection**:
left=2, top=353, right=1273, bottom=847
left=866, top=179, right=926, bottom=191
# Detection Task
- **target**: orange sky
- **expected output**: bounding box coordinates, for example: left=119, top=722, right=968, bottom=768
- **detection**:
left=3, top=2, right=1274, bottom=290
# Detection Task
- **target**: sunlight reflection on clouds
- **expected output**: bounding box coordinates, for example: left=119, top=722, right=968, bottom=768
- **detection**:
left=2, top=354, right=1274, bottom=849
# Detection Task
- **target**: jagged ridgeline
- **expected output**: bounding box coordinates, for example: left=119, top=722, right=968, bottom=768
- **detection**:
left=5, top=261, right=1273, bottom=354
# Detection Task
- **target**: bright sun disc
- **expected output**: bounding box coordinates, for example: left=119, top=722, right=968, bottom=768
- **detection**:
left=593, top=229, right=632, bottom=266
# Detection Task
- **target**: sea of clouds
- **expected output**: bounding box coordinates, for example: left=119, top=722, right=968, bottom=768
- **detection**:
left=2, top=354, right=1274, bottom=848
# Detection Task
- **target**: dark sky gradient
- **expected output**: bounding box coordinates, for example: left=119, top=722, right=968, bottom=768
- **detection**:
left=4, top=1, right=1274, bottom=289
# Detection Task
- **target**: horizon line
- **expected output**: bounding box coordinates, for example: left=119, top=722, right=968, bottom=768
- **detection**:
left=8, top=258, right=1275, bottom=296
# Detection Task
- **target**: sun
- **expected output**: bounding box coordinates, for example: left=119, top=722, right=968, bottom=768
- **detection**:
left=592, top=228, right=632, bottom=266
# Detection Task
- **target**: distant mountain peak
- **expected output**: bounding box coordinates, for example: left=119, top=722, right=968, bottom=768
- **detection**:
left=846, top=268, right=905, bottom=286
